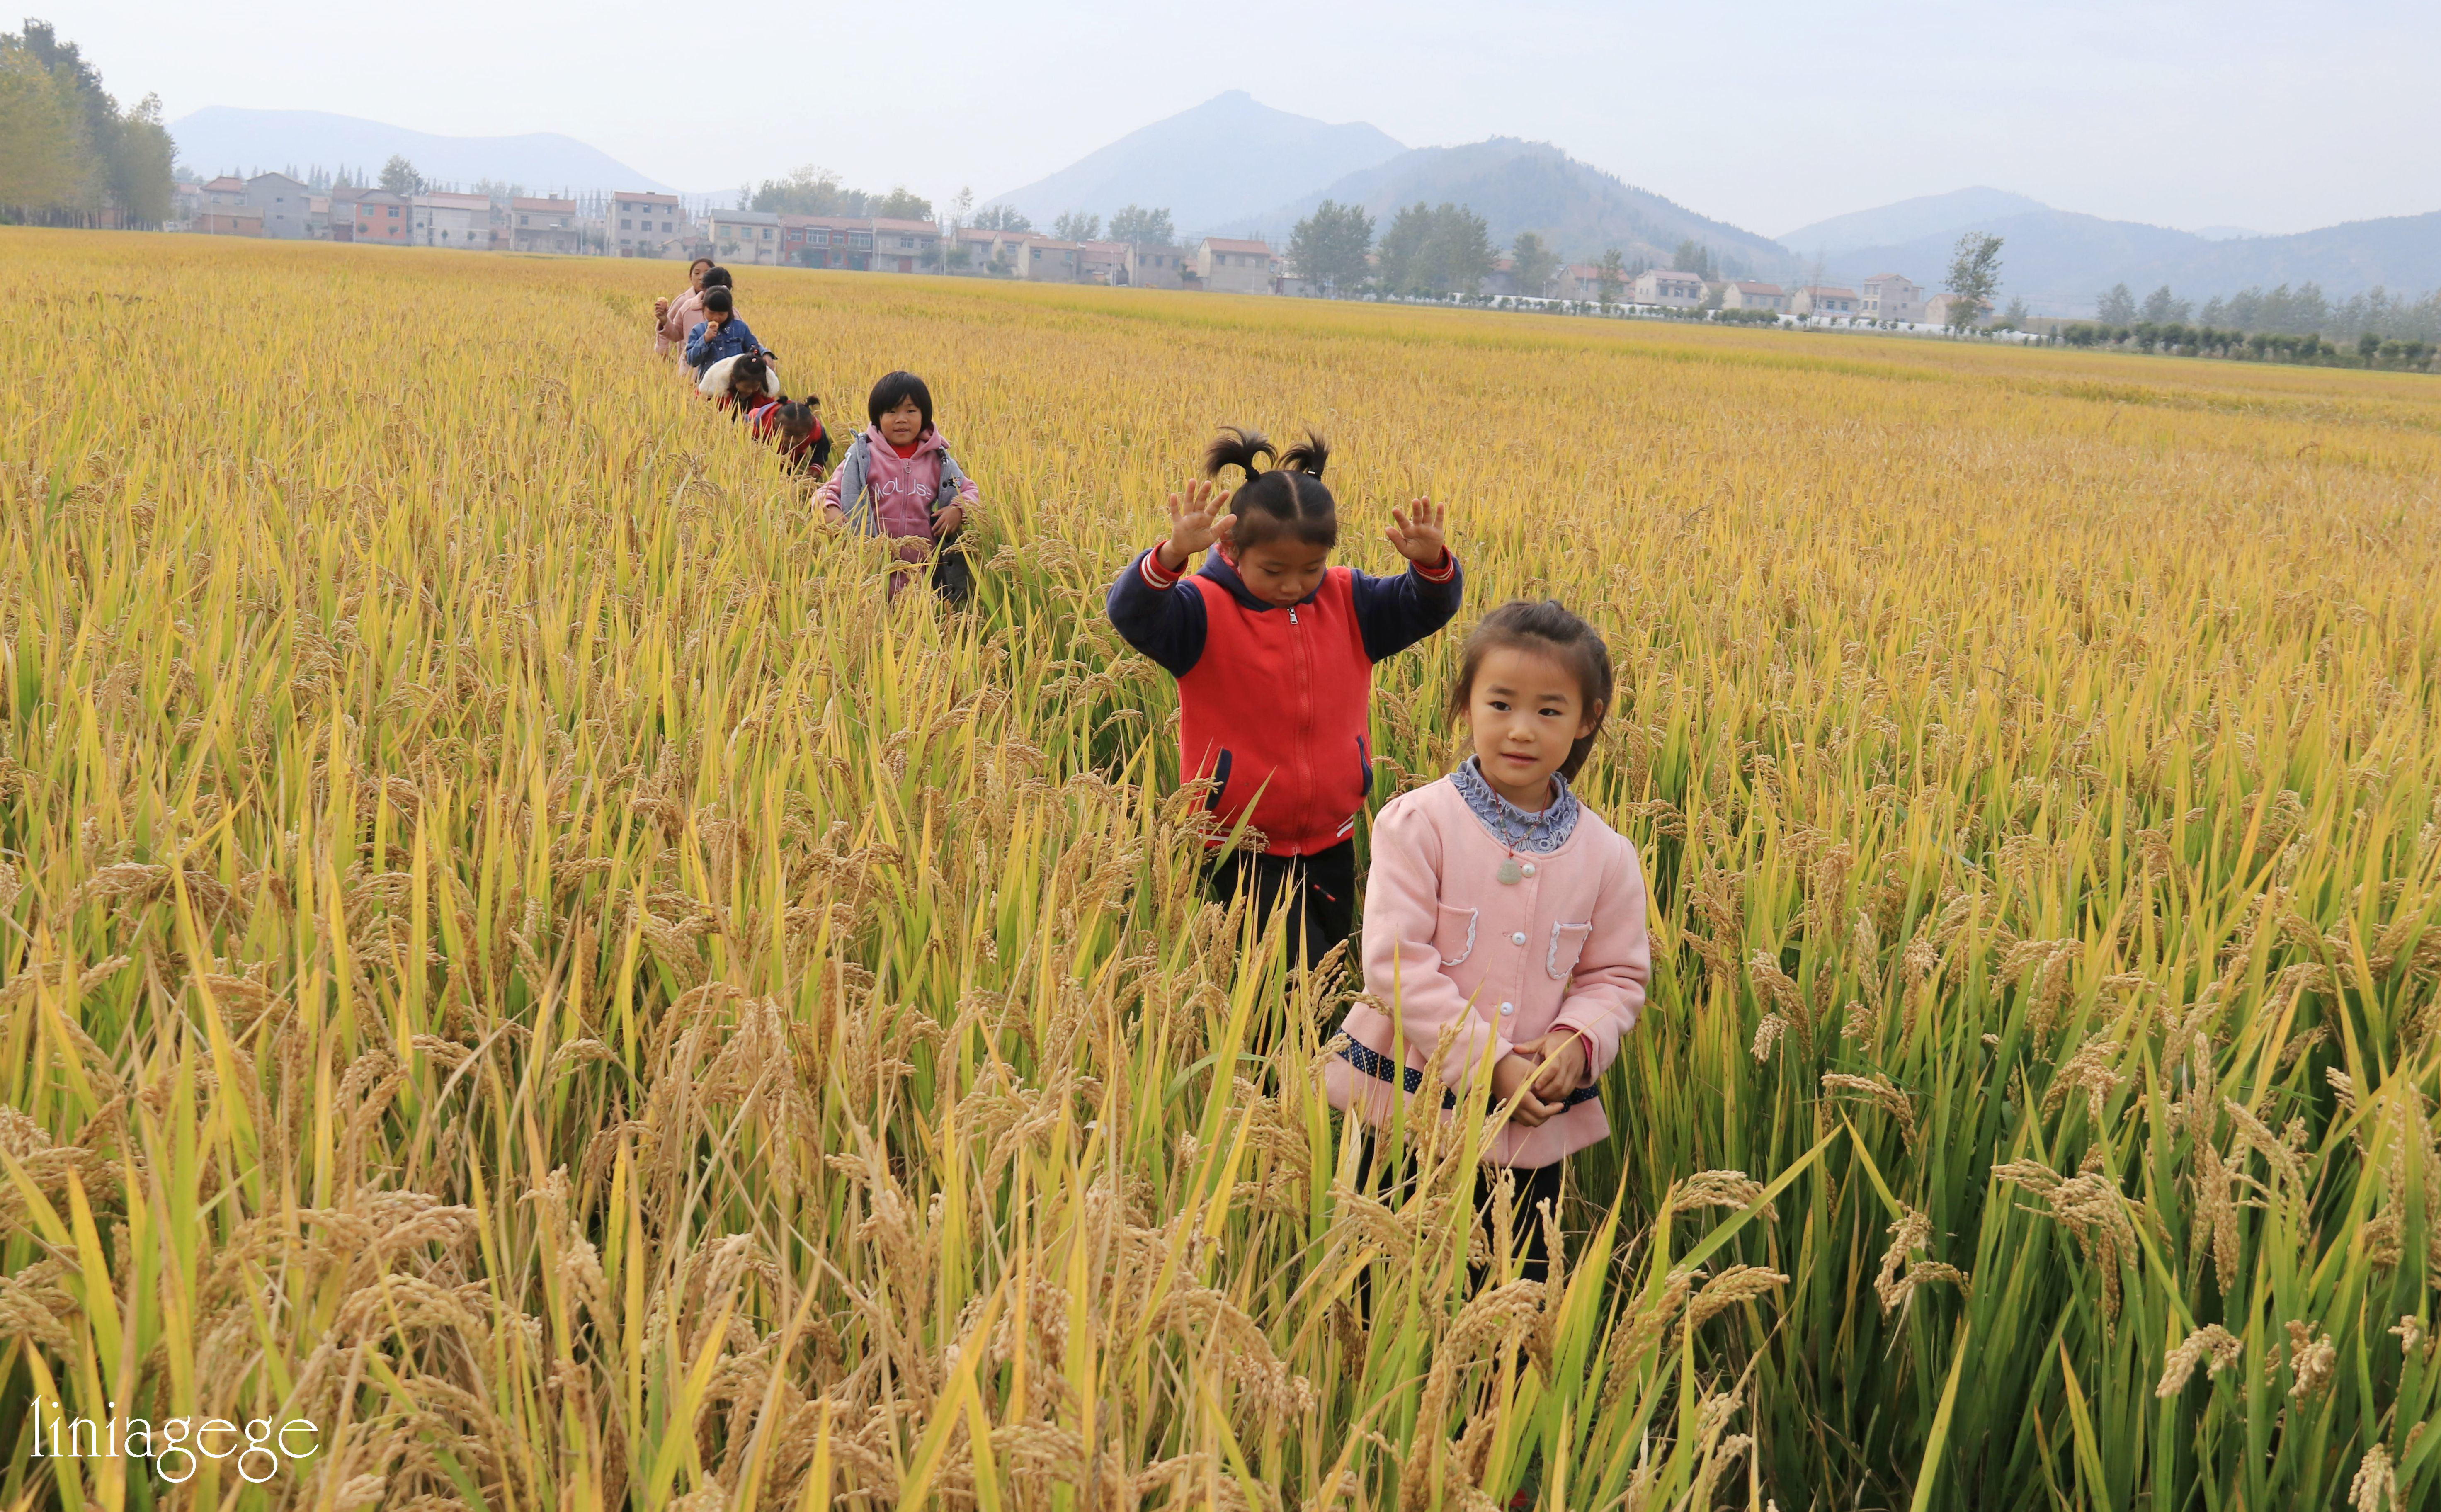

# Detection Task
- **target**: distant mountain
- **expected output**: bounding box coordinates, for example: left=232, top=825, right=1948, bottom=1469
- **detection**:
left=2192, top=226, right=2264, bottom=242
left=990, top=91, right=1404, bottom=235
left=170, top=107, right=672, bottom=193
left=1817, top=205, right=2441, bottom=316
left=1778, top=187, right=2047, bottom=260
left=1231, top=138, right=1794, bottom=277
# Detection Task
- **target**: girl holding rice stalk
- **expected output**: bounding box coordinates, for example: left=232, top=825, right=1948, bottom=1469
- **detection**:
left=1325, top=599, right=1652, bottom=1283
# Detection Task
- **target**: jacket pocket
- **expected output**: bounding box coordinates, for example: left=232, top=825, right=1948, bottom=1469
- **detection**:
left=1434, top=904, right=1479, bottom=966
left=1207, top=749, right=1234, bottom=813
left=1546, top=922, right=1592, bottom=980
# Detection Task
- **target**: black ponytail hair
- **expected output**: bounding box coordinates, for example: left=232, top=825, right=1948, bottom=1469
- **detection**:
left=1447, top=600, right=1616, bottom=781
left=702, top=285, right=734, bottom=314
left=1205, top=425, right=1335, bottom=551
left=772, top=399, right=818, bottom=435
left=726, top=352, right=770, bottom=397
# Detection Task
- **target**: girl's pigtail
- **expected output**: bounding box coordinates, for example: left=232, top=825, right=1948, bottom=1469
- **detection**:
left=1277, top=430, right=1329, bottom=478
left=1203, top=426, right=1276, bottom=481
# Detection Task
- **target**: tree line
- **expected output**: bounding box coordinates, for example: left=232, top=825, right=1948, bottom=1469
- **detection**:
left=0, top=20, right=173, bottom=227
left=2094, top=280, right=2441, bottom=345
left=1286, top=200, right=1666, bottom=302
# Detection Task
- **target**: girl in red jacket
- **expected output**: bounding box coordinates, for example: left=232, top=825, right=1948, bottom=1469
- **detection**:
left=1108, top=428, right=1461, bottom=968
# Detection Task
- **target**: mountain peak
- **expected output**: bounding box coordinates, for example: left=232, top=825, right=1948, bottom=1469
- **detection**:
left=989, top=93, right=1404, bottom=235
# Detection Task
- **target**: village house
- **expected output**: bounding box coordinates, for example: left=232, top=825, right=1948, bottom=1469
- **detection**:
left=510, top=197, right=581, bottom=254
left=869, top=218, right=939, bottom=273
left=707, top=209, right=784, bottom=265
left=1631, top=268, right=1707, bottom=308
left=201, top=175, right=248, bottom=210
left=1195, top=237, right=1276, bottom=294
left=784, top=216, right=871, bottom=269
left=1720, top=281, right=1789, bottom=313
left=348, top=190, right=410, bottom=245
left=1017, top=237, right=1085, bottom=282
left=612, top=192, right=690, bottom=258
left=951, top=227, right=1017, bottom=273
left=1859, top=273, right=1926, bottom=323
left=1554, top=264, right=1610, bottom=299
left=1077, top=240, right=1130, bottom=284
left=244, top=172, right=313, bottom=239
left=1791, top=285, right=1860, bottom=318
left=1124, top=243, right=1185, bottom=289
left=411, top=192, right=494, bottom=249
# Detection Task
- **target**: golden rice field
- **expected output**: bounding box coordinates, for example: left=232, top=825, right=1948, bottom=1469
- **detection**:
left=3, top=226, right=2439, bottom=1511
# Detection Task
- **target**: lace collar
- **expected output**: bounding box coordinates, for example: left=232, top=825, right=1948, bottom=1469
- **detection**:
left=1450, top=757, right=1580, bottom=854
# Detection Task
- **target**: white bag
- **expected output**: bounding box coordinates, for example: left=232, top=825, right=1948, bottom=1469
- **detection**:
left=698, top=352, right=782, bottom=398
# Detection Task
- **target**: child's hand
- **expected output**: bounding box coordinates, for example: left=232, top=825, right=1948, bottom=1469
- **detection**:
left=1519, top=1030, right=1590, bottom=1102
left=1385, top=498, right=1449, bottom=568
left=1157, top=479, right=1236, bottom=574
left=934, top=504, right=966, bottom=537
left=1490, top=1052, right=1560, bottom=1128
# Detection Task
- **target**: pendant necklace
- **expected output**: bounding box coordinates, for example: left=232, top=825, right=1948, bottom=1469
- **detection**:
left=1490, top=797, right=1555, bottom=886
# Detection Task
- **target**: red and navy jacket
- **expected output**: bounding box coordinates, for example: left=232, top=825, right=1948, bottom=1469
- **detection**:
left=1107, top=545, right=1462, bottom=856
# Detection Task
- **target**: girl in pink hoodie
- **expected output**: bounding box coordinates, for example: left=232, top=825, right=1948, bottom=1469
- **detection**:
left=1326, top=599, right=1652, bottom=1284
left=818, top=371, right=981, bottom=604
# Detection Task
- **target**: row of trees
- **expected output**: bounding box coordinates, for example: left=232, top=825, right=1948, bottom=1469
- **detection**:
left=2096, top=280, right=2441, bottom=344
left=0, top=20, right=173, bottom=227
left=1288, top=199, right=1651, bottom=302
left=2057, top=320, right=2434, bottom=371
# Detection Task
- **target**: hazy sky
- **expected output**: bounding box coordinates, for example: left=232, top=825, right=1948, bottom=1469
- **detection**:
left=44, top=0, right=2440, bottom=236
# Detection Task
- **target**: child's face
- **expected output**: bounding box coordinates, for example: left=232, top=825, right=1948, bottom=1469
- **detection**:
left=877, top=396, right=925, bottom=447
left=707, top=306, right=730, bottom=327
left=1466, top=645, right=1599, bottom=808
left=1230, top=534, right=1332, bottom=608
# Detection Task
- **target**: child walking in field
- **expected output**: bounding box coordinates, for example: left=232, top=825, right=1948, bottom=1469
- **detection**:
left=683, top=285, right=759, bottom=377
left=654, top=257, right=716, bottom=356
left=1106, top=428, right=1462, bottom=969
left=751, top=397, right=831, bottom=476
left=1325, top=600, right=1650, bottom=1284
left=818, top=371, right=980, bottom=604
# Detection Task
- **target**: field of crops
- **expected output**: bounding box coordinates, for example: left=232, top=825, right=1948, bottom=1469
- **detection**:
left=3, top=227, right=2439, bottom=1510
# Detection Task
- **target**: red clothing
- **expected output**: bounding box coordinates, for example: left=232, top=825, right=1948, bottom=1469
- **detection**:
left=888, top=438, right=921, bottom=459
left=1112, top=548, right=1459, bottom=857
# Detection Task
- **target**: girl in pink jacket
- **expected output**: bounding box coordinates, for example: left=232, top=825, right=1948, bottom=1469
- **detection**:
left=1325, top=599, right=1651, bottom=1283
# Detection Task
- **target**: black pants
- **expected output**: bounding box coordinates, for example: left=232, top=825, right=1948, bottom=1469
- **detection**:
left=931, top=529, right=975, bottom=606
left=1206, top=838, right=1356, bottom=971
left=1354, top=1135, right=1566, bottom=1288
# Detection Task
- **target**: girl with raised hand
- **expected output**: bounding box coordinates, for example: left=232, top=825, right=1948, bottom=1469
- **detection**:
left=1106, top=427, right=1462, bottom=969
left=1325, top=599, right=1651, bottom=1284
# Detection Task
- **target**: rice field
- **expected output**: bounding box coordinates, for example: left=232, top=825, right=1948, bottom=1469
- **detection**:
left=3, top=226, right=2439, bottom=1510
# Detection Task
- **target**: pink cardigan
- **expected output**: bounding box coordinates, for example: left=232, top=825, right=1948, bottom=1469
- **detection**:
left=657, top=287, right=705, bottom=356
left=1326, top=775, right=1651, bottom=1168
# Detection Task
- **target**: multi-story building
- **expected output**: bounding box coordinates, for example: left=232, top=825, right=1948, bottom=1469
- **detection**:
left=869, top=217, right=939, bottom=272
left=706, top=208, right=784, bottom=265
left=348, top=190, right=410, bottom=245
left=1632, top=268, right=1707, bottom=308
left=244, top=172, right=313, bottom=239
left=784, top=215, right=876, bottom=269
left=509, top=197, right=581, bottom=254
left=1015, top=237, right=1083, bottom=282
left=1194, top=237, right=1276, bottom=294
left=201, top=175, right=248, bottom=210
left=1859, top=273, right=1926, bottom=323
left=1077, top=240, right=1131, bottom=284
left=1123, top=243, right=1185, bottom=289
left=1791, top=285, right=1861, bottom=318
left=612, top=191, right=690, bottom=258
left=1720, top=281, right=1790, bottom=312
left=410, top=192, right=493, bottom=249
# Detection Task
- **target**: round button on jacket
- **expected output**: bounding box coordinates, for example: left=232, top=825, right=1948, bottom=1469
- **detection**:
left=1498, top=1001, right=1516, bottom=1016
left=1511, top=931, right=1527, bottom=945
